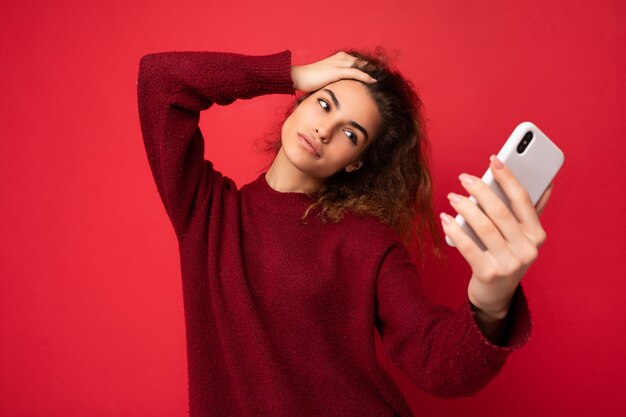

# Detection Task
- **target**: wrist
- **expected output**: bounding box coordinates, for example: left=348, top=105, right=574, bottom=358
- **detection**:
left=468, top=291, right=512, bottom=321
left=470, top=302, right=510, bottom=322
left=472, top=302, right=510, bottom=321
left=467, top=277, right=516, bottom=320
left=290, top=65, right=299, bottom=90
left=470, top=302, right=511, bottom=346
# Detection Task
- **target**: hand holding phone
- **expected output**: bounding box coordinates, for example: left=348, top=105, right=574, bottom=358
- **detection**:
left=445, top=122, right=564, bottom=251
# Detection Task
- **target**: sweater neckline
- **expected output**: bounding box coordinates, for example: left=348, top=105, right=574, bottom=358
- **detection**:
left=245, top=172, right=318, bottom=215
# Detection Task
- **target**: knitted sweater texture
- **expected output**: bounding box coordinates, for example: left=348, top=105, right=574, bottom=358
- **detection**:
left=136, top=49, right=532, bottom=417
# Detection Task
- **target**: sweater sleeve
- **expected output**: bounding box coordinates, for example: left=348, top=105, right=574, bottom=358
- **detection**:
left=375, top=241, right=532, bottom=398
left=136, top=50, right=294, bottom=237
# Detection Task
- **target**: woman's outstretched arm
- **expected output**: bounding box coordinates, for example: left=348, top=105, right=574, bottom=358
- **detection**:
left=375, top=241, right=532, bottom=398
left=136, top=50, right=294, bottom=237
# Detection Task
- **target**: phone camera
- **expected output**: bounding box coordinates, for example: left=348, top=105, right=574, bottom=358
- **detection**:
left=517, top=131, right=534, bottom=154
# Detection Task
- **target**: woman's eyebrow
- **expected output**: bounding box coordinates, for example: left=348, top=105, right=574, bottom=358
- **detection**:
left=349, top=121, right=369, bottom=142
left=322, top=88, right=370, bottom=142
left=323, top=88, right=341, bottom=109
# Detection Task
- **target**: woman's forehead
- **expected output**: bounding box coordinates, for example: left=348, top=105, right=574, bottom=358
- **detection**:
left=323, top=79, right=373, bottom=102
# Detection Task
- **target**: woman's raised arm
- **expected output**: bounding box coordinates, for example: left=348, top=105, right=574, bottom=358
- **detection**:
left=136, top=50, right=294, bottom=237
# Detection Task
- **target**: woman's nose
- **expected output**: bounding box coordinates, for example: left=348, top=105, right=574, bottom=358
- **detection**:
left=316, top=127, right=330, bottom=143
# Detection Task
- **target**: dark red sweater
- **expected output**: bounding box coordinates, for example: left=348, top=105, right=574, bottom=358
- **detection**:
left=136, top=49, right=532, bottom=417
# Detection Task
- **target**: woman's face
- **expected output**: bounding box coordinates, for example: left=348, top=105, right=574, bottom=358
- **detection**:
left=280, top=79, right=381, bottom=180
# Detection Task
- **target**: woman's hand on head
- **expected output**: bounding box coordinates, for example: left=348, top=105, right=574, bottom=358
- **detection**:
left=291, top=51, right=377, bottom=92
left=440, top=155, right=554, bottom=321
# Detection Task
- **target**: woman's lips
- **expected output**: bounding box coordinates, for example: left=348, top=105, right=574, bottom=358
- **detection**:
left=297, top=133, right=321, bottom=157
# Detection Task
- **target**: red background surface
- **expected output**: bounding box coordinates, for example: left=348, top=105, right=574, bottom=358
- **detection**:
left=1, top=1, right=624, bottom=416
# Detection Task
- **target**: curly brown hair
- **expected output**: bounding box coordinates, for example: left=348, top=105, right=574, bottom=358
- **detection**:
left=263, top=47, right=443, bottom=261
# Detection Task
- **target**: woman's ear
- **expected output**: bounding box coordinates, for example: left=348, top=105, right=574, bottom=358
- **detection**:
left=345, top=160, right=363, bottom=172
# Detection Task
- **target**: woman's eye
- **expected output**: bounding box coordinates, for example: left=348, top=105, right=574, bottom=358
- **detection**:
left=344, top=130, right=357, bottom=144
left=318, top=99, right=330, bottom=111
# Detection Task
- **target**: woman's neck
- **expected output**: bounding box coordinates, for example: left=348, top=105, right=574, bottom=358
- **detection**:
left=265, top=147, right=324, bottom=195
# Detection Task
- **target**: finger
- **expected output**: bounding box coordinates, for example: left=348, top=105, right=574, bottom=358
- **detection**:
left=489, top=155, right=546, bottom=247
left=535, top=183, right=554, bottom=216
left=333, top=51, right=358, bottom=63
left=352, top=58, right=378, bottom=82
left=457, top=173, right=529, bottom=251
left=447, top=191, right=512, bottom=260
left=440, top=211, right=489, bottom=269
left=335, top=51, right=367, bottom=68
left=351, top=57, right=370, bottom=69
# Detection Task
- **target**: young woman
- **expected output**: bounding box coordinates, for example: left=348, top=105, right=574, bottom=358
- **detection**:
left=137, top=48, right=552, bottom=417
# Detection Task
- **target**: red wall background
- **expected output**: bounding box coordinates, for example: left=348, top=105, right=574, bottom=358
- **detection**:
left=1, top=0, right=624, bottom=416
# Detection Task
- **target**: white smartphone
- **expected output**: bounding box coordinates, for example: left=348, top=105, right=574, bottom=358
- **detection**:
left=445, top=121, right=564, bottom=250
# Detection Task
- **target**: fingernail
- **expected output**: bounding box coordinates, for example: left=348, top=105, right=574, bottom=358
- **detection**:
left=447, top=192, right=462, bottom=203
left=458, top=173, right=475, bottom=186
left=490, top=155, right=504, bottom=170
left=440, top=212, right=452, bottom=225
